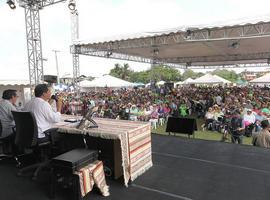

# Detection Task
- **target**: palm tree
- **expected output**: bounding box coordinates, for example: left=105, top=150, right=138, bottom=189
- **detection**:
left=122, top=63, right=130, bottom=80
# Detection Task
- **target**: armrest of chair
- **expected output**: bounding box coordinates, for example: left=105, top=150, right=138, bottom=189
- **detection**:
left=44, top=128, right=59, bottom=145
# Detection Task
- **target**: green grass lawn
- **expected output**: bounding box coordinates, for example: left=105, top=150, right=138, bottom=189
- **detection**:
left=152, top=119, right=253, bottom=146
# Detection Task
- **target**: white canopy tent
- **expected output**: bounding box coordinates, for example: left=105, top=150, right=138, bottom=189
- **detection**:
left=79, top=80, right=93, bottom=87
left=156, top=80, right=165, bottom=85
left=0, top=80, right=30, bottom=105
left=80, top=75, right=134, bottom=88
left=182, top=78, right=195, bottom=84
left=192, top=74, right=228, bottom=85
left=175, top=81, right=183, bottom=85
left=213, top=75, right=231, bottom=84
left=249, top=73, right=270, bottom=84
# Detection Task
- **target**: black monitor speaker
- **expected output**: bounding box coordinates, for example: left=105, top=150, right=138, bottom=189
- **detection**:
left=43, top=75, right=57, bottom=83
left=166, top=117, right=197, bottom=136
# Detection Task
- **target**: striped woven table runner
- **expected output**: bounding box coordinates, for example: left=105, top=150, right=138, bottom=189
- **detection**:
left=56, top=115, right=153, bottom=186
left=74, top=160, right=110, bottom=197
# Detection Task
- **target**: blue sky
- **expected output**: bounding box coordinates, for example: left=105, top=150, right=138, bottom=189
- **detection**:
left=1, top=0, right=270, bottom=80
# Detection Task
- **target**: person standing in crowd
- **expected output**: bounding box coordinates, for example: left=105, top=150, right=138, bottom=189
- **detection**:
left=24, top=84, right=62, bottom=143
left=0, top=89, right=18, bottom=137
left=230, top=110, right=245, bottom=144
left=253, top=120, right=270, bottom=148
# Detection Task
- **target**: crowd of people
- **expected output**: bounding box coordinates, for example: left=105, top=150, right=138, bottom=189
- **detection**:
left=1, top=84, right=270, bottom=149
left=54, top=85, right=270, bottom=145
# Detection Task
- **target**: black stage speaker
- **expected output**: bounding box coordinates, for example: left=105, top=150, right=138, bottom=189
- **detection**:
left=166, top=117, right=197, bottom=136
left=43, top=75, right=57, bottom=83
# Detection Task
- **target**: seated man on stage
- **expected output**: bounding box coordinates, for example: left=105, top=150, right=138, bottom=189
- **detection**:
left=0, top=89, right=18, bottom=137
left=24, top=84, right=62, bottom=143
left=0, top=89, right=18, bottom=154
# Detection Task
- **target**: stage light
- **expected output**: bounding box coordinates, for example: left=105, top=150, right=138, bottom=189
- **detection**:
left=106, top=51, right=113, bottom=57
left=68, top=0, right=76, bottom=10
left=7, top=0, right=16, bottom=9
left=230, top=41, right=239, bottom=49
left=185, top=29, right=192, bottom=39
left=153, top=48, right=159, bottom=56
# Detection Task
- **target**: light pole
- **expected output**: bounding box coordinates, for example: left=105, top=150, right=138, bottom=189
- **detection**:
left=52, top=50, right=60, bottom=84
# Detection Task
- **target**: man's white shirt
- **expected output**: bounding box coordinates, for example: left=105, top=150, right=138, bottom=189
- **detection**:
left=24, top=97, right=61, bottom=138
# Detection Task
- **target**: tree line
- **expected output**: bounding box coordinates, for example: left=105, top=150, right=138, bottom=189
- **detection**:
left=109, top=63, right=240, bottom=83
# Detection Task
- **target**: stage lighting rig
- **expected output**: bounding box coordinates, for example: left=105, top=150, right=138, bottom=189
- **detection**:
left=68, top=0, right=76, bottom=10
left=5, top=0, right=80, bottom=96
left=6, top=0, right=16, bottom=9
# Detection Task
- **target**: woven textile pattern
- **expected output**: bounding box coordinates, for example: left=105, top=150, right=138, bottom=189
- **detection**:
left=74, top=160, right=110, bottom=197
left=56, top=116, right=152, bottom=186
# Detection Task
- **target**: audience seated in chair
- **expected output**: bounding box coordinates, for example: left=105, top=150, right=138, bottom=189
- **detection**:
left=253, top=120, right=270, bottom=148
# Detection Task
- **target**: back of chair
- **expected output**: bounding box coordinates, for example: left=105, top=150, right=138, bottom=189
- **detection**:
left=12, top=111, right=38, bottom=148
left=0, top=119, right=2, bottom=137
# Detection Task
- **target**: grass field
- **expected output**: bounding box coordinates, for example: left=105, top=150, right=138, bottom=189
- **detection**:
left=151, top=118, right=253, bottom=146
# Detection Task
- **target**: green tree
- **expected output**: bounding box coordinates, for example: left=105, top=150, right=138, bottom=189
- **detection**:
left=149, top=65, right=182, bottom=82
left=182, top=69, right=203, bottom=80
left=130, top=71, right=149, bottom=83
left=109, top=63, right=133, bottom=81
left=212, top=69, right=239, bottom=82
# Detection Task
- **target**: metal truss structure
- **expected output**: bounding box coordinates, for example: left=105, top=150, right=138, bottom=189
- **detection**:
left=70, top=4, right=80, bottom=94
left=163, top=52, right=270, bottom=64
left=24, top=7, right=43, bottom=90
left=70, top=48, right=182, bottom=68
left=183, top=63, right=270, bottom=70
left=74, top=22, right=270, bottom=51
left=72, top=21, right=270, bottom=69
left=12, top=0, right=67, bottom=93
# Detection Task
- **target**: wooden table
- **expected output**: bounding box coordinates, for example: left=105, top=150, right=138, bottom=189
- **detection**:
left=54, top=115, right=153, bottom=186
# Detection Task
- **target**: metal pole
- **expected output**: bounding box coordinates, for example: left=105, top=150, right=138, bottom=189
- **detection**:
left=52, top=50, right=60, bottom=84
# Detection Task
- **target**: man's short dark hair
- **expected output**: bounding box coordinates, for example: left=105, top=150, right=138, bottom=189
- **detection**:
left=34, top=84, right=49, bottom=97
left=2, top=89, right=17, bottom=100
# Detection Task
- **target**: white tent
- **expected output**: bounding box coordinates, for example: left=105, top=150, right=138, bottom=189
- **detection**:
left=182, top=78, right=195, bottom=84
left=145, top=82, right=151, bottom=87
left=79, top=80, right=93, bottom=87
left=249, top=73, right=270, bottom=83
left=80, top=75, right=134, bottom=88
left=53, top=84, right=69, bottom=91
left=175, top=81, right=183, bottom=85
left=157, top=80, right=165, bottom=85
left=213, top=75, right=231, bottom=84
left=0, top=80, right=30, bottom=105
left=192, top=74, right=226, bottom=84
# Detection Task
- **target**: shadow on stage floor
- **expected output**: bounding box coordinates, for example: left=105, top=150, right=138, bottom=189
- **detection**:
left=1, top=134, right=270, bottom=200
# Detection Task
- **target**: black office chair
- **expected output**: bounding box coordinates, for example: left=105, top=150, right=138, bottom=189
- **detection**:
left=0, top=119, right=17, bottom=162
left=0, top=119, right=7, bottom=159
left=12, top=111, right=52, bottom=180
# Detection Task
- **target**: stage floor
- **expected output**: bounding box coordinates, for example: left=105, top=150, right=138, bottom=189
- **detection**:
left=1, top=134, right=270, bottom=200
